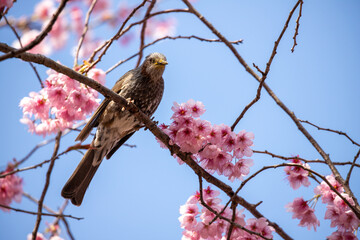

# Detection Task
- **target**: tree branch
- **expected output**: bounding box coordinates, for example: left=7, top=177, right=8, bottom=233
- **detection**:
left=345, top=149, right=360, bottom=186
left=299, top=119, right=360, bottom=147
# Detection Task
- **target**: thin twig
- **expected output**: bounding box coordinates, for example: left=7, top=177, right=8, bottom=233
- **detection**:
left=0, top=0, right=69, bottom=62
left=299, top=119, right=360, bottom=147
left=32, top=131, right=62, bottom=240
left=0, top=203, right=82, bottom=220
left=136, top=0, right=156, bottom=67
left=253, top=150, right=360, bottom=167
left=291, top=0, right=303, bottom=52
left=87, top=8, right=189, bottom=72
left=53, top=200, right=68, bottom=226
left=231, top=75, right=266, bottom=131
left=345, top=149, right=360, bottom=186
left=23, top=192, right=57, bottom=214
left=61, top=217, right=76, bottom=240
left=74, top=0, right=98, bottom=67
left=1, top=158, right=55, bottom=178
left=106, top=35, right=243, bottom=73
left=4, top=15, right=44, bottom=88
left=87, top=0, right=148, bottom=63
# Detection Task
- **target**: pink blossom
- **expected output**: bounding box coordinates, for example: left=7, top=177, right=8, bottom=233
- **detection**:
left=314, top=175, right=344, bottom=204
left=162, top=101, right=254, bottom=181
left=185, top=99, right=205, bottom=118
left=34, top=0, right=55, bottom=20
left=298, top=208, right=320, bottom=231
left=284, top=157, right=310, bottom=190
left=179, top=214, right=198, bottom=231
left=236, top=130, right=254, bottom=149
left=49, top=236, right=64, bottom=240
left=327, top=231, right=357, bottom=240
left=146, top=18, right=177, bottom=39
left=245, top=217, right=274, bottom=239
left=0, top=166, right=23, bottom=212
left=20, top=68, right=105, bottom=136
left=88, top=68, right=106, bottom=85
left=182, top=230, right=200, bottom=240
left=49, top=15, right=68, bottom=50
left=202, top=186, right=220, bottom=200
left=70, top=7, right=84, bottom=35
left=12, top=30, right=51, bottom=55
left=0, top=0, right=13, bottom=9
left=235, top=158, right=254, bottom=179
left=222, top=132, right=237, bottom=152
left=180, top=204, right=199, bottom=216
left=171, top=102, right=190, bottom=119
left=194, top=119, right=211, bottom=137
left=325, top=194, right=360, bottom=231
left=85, top=0, right=110, bottom=13
left=286, top=197, right=320, bottom=231
left=27, top=233, right=47, bottom=240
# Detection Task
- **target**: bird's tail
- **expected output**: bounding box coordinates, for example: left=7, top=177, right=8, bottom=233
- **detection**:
left=61, top=148, right=102, bottom=206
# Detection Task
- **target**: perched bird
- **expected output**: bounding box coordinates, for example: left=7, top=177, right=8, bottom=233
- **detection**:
left=61, top=52, right=167, bottom=206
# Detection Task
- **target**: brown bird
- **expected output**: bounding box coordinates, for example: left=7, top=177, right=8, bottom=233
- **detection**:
left=61, top=52, right=167, bottom=206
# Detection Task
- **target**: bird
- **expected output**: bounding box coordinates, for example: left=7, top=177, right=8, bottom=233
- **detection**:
left=61, top=52, right=167, bottom=206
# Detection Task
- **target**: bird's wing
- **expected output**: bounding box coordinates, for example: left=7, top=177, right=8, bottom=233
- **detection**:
left=106, top=132, right=135, bottom=159
left=75, top=70, right=134, bottom=142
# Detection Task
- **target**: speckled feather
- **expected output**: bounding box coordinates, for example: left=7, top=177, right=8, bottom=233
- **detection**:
left=61, top=53, right=166, bottom=206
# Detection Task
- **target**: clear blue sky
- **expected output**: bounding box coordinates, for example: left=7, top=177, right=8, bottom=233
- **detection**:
left=1, top=0, right=359, bottom=239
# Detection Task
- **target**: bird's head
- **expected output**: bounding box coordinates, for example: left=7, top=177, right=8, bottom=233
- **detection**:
left=141, top=52, right=168, bottom=79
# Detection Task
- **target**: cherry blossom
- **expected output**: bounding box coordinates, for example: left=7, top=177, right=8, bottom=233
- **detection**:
left=179, top=186, right=274, bottom=240
left=20, top=68, right=105, bottom=136
left=27, top=233, right=47, bottom=240
left=159, top=100, right=255, bottom=182
left=0, top=165, right=23, bottom=212
left=284, top=157, right=311, bottom=190
left=12, top=30, right=52, bottom=55
left=286, top=197, right=320, bottom=231
left=0, top=0, right=13, bottom=9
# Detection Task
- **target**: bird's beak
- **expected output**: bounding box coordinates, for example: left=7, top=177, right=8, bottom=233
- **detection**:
left=156, top=59, right=168, bottom=66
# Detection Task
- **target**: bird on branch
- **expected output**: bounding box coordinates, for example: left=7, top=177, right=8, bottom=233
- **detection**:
left=62, top=52, right=167, bottom=206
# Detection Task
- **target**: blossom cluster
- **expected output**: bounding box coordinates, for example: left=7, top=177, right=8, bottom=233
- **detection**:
left=159, top=100, right=254, bottom=182
left=19, top=68, right=106, bottom=136
left=0, top=165, right=23, bottom=212
left=0, top=0, right=13, bottom=10
left=286, top=174, right=359, bottom=239
left=315, top=175, right=359, bottom=239
left=11, top=0, right=177, bottom=58
left=179, top=186, right=274, bottom=240
left=284, top=157, right=311, bottom=190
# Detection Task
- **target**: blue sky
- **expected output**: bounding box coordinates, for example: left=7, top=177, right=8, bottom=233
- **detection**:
left=1, top=0, right=360, bottom=239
